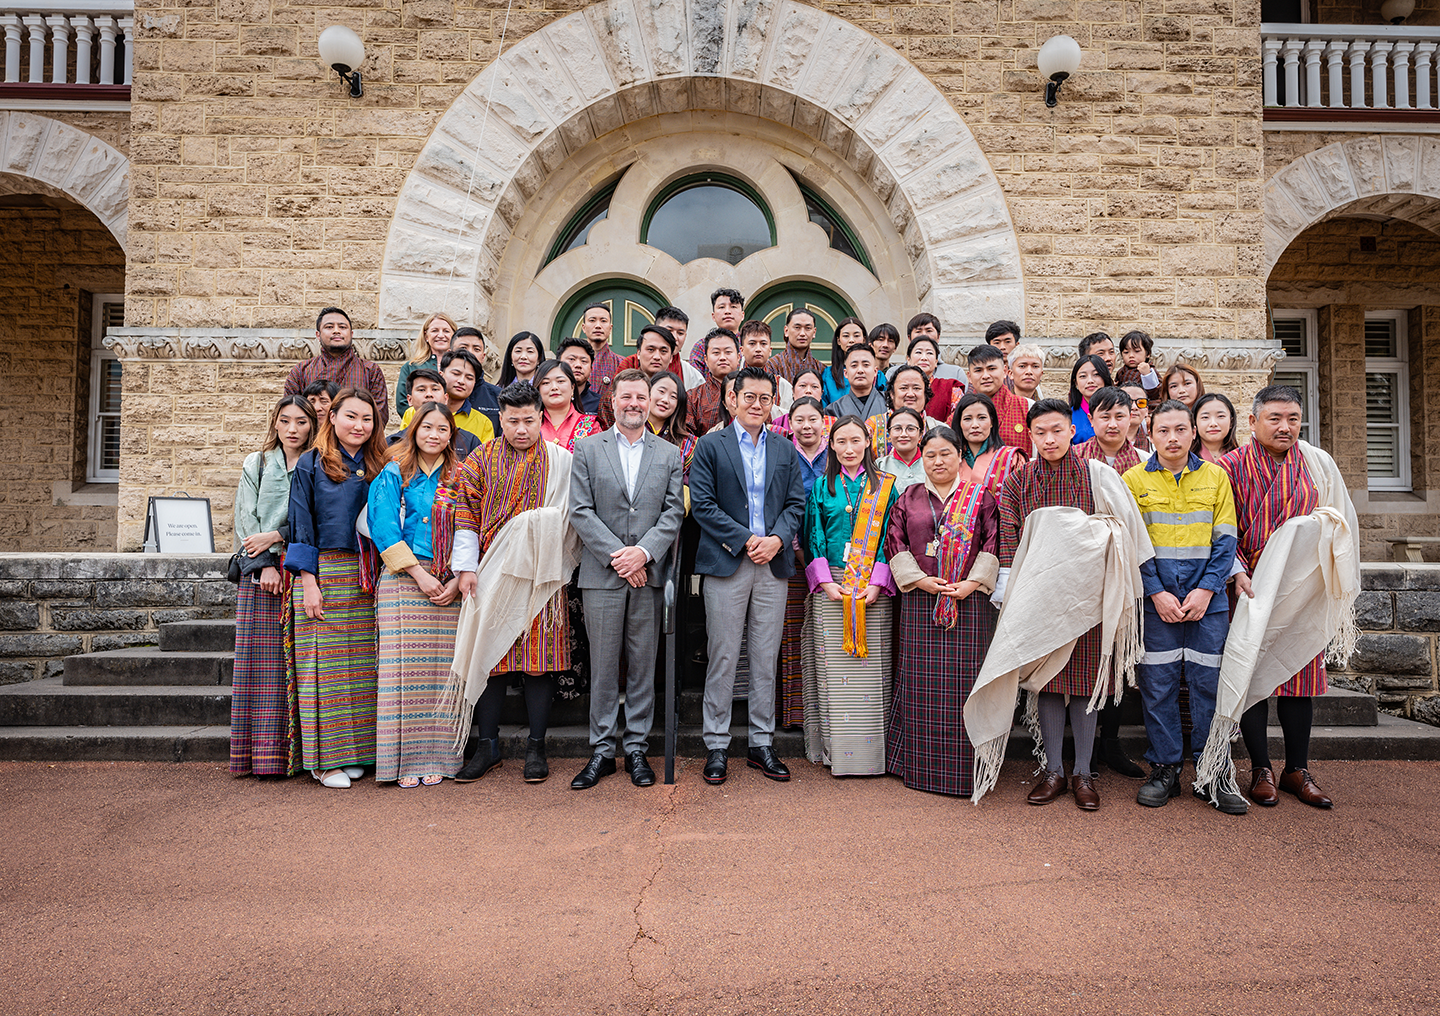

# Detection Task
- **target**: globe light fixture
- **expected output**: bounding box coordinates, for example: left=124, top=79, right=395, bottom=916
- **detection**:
left=1380, top=0, right=1414, bottom=23
left=318, top=25, right=365, bottom=98
left=1037, top=35, right=1083, bottom=107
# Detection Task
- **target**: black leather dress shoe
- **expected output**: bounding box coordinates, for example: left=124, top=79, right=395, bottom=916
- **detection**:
left=746, top=745, right=791, bottom=782
left=626, top=751, right=656, bottom=787
left=570, top=753, right=616, bottom=790
left=703, top=749, right=728, bottom=784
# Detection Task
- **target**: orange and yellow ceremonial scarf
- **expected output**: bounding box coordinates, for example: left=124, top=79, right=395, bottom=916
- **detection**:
left=840, top=472, right=896, bottom=658
left=864, top=414, right=888, bottom=460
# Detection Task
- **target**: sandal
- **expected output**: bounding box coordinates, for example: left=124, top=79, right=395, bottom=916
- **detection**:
left=420, top=774, right=445, bottom=787
left=398, top=776, right=421, bottom=789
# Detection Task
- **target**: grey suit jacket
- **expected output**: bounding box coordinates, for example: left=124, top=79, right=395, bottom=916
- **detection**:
left=568, top=429, right=685, bottom=590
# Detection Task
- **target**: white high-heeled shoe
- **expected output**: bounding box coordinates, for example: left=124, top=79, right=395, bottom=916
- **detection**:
left=342, top=766, right=365, bottom=779
left=314, top=768, right=351, bottom=789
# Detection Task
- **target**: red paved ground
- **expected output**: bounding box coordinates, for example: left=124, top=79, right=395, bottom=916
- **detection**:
left=3, top=758, right=1438, bottom=1015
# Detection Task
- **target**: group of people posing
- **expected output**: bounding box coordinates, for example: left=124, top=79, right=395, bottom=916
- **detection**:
left=229, top=293, right=1360, bottom=815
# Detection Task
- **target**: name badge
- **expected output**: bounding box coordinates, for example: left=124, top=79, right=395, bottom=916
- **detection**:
left=925, top=540, right=939, bottom=557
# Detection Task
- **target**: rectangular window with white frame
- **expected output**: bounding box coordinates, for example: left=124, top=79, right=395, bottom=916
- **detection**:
left=1269, top=308, right=1319, bottom=449
left=88, top=294, right=124, bottom=483
left=1363, top=310, right=1410, bottom=492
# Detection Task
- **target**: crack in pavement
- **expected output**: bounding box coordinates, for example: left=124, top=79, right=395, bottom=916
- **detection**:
left=625, top=757, right=689, bottom=997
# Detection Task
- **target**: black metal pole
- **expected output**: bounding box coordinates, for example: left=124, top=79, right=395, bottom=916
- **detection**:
left=663, top=531, right=681, bottom=784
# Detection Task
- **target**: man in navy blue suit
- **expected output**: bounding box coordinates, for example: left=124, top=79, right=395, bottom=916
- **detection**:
left=688, top=365, right=807, bottom=786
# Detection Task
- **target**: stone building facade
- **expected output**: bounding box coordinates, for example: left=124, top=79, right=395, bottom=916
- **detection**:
left=0, top=0, right=1432, bottom=555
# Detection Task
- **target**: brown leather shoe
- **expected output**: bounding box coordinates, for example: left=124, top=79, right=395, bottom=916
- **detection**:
left=1071, top=773, right=1100, bottom=811
left=1027, top=771, right=1068, bottom=805
left=1249, top=766, right=1279, bottom=806
left=1279, top=768, right=1333, bottom=809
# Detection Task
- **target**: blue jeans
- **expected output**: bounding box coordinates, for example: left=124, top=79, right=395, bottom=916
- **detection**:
left=1137, top=603, right=1228, bottom=767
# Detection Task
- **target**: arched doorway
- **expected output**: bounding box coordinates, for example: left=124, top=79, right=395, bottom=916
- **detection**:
left=748, top=283, right=856, bottom=364
left=550, top=279, right=669, bottom=355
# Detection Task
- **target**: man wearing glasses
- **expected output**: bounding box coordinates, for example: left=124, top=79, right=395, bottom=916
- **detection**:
left=688, top=366, right=807, bottom=786
left=768, top=308, right=825, bottom=384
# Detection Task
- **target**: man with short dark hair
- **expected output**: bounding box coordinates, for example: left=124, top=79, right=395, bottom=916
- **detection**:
left=739, top=319, right=791, bottom=413
left=824, top=343, right=886, bottom=420
left=1208, top=385, right=1360, bottom=810
left=302, top=380, right=338, bottom=417
left=689, top=289, right=745, bottom=380
left=1076, top=386, right=1143, bottom=473
left=580, top=303, right=625, bottom=400
left=568, top=368, right=685, bottom=790
left=931, top=344, right=1032, bottom=456
left=283, top=307, right=390, bottom=425
left=655, top=306, right=689, bottom=352
left=449, top=382, right=579, bottom=786
left=690, top=364, right=806, bottom=786
left=963, top=398, right=1153, bottom=810
left=1124, top=399, right=1247, bottom=815
left=769, top=307, right=825, bottom=384
left=558, top=336, right=600, bottom=414
left=687, top=328, right=740, bottom=435
left=985, top=320, right=1020, bottom=359
left=451, top=327, right=502, bottom=430
left=597, top=324, right=706, bottom=427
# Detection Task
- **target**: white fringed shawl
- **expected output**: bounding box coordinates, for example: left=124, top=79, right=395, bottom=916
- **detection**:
left=964, top=460, right=1154, bottom=803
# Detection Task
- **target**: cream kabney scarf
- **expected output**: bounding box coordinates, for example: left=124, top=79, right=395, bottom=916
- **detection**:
left=964, top=459, right=1155, bottom=804
left=440, top=442, right=581, bottom=748
left=1194, top=441, right=1360, bottom=801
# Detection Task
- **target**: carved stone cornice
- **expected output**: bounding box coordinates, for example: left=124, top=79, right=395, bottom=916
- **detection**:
left=1017, top=339, right=1286, bottom=372
left=102, top=328, right=417, bottom=362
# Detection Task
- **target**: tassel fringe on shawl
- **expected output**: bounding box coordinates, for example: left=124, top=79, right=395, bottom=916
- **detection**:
left=1195, top=441, right=1360, bottom=802
left=964, top=460, right=1154, bottom=803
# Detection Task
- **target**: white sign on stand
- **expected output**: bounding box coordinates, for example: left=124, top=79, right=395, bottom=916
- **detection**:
left=143, top=495, right=215, bottom=553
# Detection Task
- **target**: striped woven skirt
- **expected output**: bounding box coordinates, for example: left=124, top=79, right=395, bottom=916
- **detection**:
left=375, top=568, right=464, bottom=782
left=802, top=593, right=893, bottom=776
left=288, top=550, right=377, bottom=773
left=886, top=590, right=996, bottom=796
left=776, top=571, right=808, bottom=728
left=230, top=575, right=294, bottom=776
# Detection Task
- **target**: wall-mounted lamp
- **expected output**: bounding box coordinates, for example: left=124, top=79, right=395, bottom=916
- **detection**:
left=318, top=25, right=365, bottom=98
left=1380, top=0, right=1414, bottom=23
left=1037, top=35, right=1083, bottom=107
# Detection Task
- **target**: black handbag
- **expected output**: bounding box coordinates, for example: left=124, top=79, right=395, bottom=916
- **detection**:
left=226, top=553, right=243, bottom=583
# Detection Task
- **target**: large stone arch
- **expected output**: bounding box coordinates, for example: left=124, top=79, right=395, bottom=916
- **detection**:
left=1264, top=135, right=1440, bottom=274
left=0, top=112, right=128, bottom=251
left=379, top=0, right=1023, bottom=338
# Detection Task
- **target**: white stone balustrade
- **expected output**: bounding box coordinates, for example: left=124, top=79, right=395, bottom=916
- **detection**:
left=1262, top=24, right=1440, bottom=111
left=0, top=3, right=130, bottom=86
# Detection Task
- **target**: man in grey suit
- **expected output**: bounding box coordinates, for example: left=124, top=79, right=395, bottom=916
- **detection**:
left=689, top=365, right=807, bottom=786
left=567, top=368, right=686, bottom=789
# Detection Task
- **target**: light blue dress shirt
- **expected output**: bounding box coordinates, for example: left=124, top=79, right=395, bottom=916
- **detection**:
left=733, top=420, right=768, bottom=538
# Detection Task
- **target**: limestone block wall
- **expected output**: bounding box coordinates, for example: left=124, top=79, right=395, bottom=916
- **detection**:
left=0, top=553, right=233, bottom=685
left=0, top=206, right=125, bottom=552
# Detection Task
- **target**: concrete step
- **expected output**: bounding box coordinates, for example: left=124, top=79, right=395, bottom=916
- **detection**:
left=62, top=649, right=233, bottom=687
left=0, top=725, right=232, bottom=763
left=2, top=715, right=1438, bottom=764
left=0, top=678, right=230, bottom=726
left=159, top=619, right=236, bottom=653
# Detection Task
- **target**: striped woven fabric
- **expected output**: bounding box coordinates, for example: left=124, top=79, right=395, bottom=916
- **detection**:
left=802, top=590, right=893, bottom=776
left=230, top=577, right=293, bottom=777
left=887, top=589, right=996, bottom=796
left=1220, top=441, right=1327, bottom=697
left=289, top=550, right=377, bottom=772
left=777, top=571, right=808, bottom=728
left=374, top=569, right=464, bottom=782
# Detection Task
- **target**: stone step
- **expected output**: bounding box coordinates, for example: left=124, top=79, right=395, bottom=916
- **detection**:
left=62, top=649, right=233, bottom=687
left=0, top=725, right=232, bottom=763
left=5, top=716, right=1438, bottom=765
left=158, top=619, right=236, bottom=653
left=0, top=678, right=231, bottom=727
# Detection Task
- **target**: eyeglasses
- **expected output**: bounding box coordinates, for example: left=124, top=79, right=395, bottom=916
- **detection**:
left=738, top=393, right=774, bottom=407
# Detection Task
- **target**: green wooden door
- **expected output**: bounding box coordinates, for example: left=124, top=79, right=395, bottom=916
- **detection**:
left=552, top=281, right=670, bottom=356
left=747, top=283, right=856, bottom=364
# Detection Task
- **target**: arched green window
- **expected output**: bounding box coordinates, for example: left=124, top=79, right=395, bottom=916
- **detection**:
left=641, top=174, right=775, bottom=266
left=793, top=175, right=874, bottom=273
left=747, top=282, right=857, bottom=363
left=551, top=279, right=671, bottom=355
left=544, top=179, right=618, bottom=265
